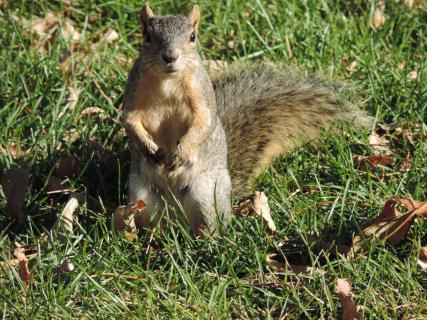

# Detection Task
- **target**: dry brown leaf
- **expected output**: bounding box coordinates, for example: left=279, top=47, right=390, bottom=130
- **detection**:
left=346, top=61, right=358, bottom=75
left=368, top=131, right=391, bottom=154
left=0, top=143, right=26, bottom=160
left=393, top=195, right=427, bottom=214
left=403, top=0, right=415, bottom=8
left=400, top=153, right=412, bottom=172
left=104, top=29, right=119, bottom=43
left=397, top=61, right=406, bottom=70
left=253, top=191, right=276, bottom=234
left=407, top=70, right=418, bottom=81
left=67, top=87, right=80, bottom=110
left=113, top=200, right=146, bottom=238
left=266, top=253, right=325, bottom=275
left=52, top=193, right=84, bottom=243
left=418, top=246, right=427, bottom=271
left=26, top=11, right=58, bottom=37
left=372, top=2, right=386, bottom=30
left=1, top=167, right=30, bottom=223
left=116, top=54, right=133, bottom=68
left=53, top=259, right=75, bottom=279
left=61, top=19, right=80, bottom=43
left=56, top=154, right=79, bottom=178
left=76, top=107, right=107, bottom=122
left=350, top=196, right=427, bottom=257
left=337, top=278, right=361, bottom=320
left=13, top=244, right=31, bottom=287
left=352, top=155, right=395, bottom=169
left=234, top=192, right=276, bottom=234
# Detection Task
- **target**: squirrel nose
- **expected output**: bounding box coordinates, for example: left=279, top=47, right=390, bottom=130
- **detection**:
left=162, top=50, right=179, bottom=64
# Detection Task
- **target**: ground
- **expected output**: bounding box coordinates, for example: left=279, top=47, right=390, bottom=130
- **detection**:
left=0, top=0, right=426, bottom=319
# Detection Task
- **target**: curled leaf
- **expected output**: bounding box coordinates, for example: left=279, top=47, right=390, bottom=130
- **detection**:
left=266, top=253, right=325, bottom=275
left=13, top=243, right=31, bottom=287
left=352, top=155, right=395, bottom=169
left=113, top=200, right=147, bottom=238
left=104, top=29, right=119, bottom=43
left=234, top=191, right=276, bottom=234
left=337, top=278, right=361, bottom=320
left=372, top=2, right=386, bottom=30
left=56, top=154, right=79, bottom=178
left=52, top=193, right=84, bottom=243
left=350, top=196, right=427, bottom=257
left=418, top=246, right=427, bottom=271
left=253, top=191, right=276, bottom=234
left=1, top=167, right=30, bottom=223
left=368, top=131, right=390, bottom=154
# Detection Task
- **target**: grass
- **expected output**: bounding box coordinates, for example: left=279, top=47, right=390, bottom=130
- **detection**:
left=0, top=0, right=426, bottom=318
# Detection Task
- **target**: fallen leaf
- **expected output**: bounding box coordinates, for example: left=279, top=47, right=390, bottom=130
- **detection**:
left=76, top=107, right=107, bottom=122
left=350, top=196, right=427, bottom=257
left=266, top=253, right=325, bottom=275
left=403, top=0, right=415, bottom=9
left=61, top=19, right=80, bottom=43
left=13, top=243, right=31, bottom=286
left=400, top=153, right=412, bottom=172
left=368, top=131, right=391, bottom=154
left=51, top=193, right=84, bottom=243
left=67, top=87, right=80, bottom=110
left=53, top=258, right=75, bottom=280
left=116, top=54, right=133, bottom=68
left=26, top=11, right=58, bottom=37
left=103, top=29, right=119, bottom=43
left=418, top=246, right=427, bottom=271
left=346, top=61, right=358, bottom=75
left=1, top=167, right=30, bottom=223
left=397, top=61, right=406, bottom=70
left=337, top=278, right=361, bottom=320
left=0, top=143, right=26, bottom=160
left=234, top=192, right=276, bottom=234
left=253, top=191, right=276, bottom=234
left=113, top=200, right=146, bottom=238
left=372, top=2, right=386, bottom=30
left=350, top=202, right=413, bottom=256
left=352, top=155, right=395, bottom=169
left=407, top=70, right=418, bottom=81
left=393, top=195, right=427, bottom=214
left=56, top=154, right=79, bottom=178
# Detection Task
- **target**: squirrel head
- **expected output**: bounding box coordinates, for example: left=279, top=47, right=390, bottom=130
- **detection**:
left=139, top=4, right=200, bottom=77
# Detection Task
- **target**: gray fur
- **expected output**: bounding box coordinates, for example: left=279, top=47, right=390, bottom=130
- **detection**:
left=124, top=10, right=371, bottom=234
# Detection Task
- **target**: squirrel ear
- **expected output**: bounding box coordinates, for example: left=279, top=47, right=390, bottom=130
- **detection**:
left=140, top=4, right=154, bottom=34
left=187, top=5, right=200, bottom=33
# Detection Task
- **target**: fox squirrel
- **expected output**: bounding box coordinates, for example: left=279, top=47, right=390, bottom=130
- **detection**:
left=122, top=4, right=371, bottom=234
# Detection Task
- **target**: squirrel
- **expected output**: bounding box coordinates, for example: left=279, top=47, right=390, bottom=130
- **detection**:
left=122, top=4, right=371, bottom=234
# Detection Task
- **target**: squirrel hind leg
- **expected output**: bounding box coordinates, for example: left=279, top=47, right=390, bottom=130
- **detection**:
left=182, top=169, right=232, bottom=235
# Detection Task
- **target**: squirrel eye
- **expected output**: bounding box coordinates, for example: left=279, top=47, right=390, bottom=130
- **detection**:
left=190, top=32, right=196, bottom=42
left=145, top=32, right=151, bottom=43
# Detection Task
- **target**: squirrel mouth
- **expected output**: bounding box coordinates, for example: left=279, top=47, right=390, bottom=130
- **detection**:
left=164, top=64, right=178, bottom=73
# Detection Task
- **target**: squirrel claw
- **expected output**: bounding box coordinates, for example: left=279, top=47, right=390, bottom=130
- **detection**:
left=164, top=151, right=187, bottom=172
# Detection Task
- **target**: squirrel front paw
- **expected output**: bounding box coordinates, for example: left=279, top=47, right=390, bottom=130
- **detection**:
left=145, top=140, right=159, bottom=154
left=164, top=146, right=190, bottom=172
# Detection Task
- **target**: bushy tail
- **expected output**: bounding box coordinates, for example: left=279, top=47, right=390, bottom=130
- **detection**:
left=212, top=62, right=372, bottom=199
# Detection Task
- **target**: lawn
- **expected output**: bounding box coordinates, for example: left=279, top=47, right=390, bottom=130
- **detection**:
left=0, top=0, right=426, bottom=318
